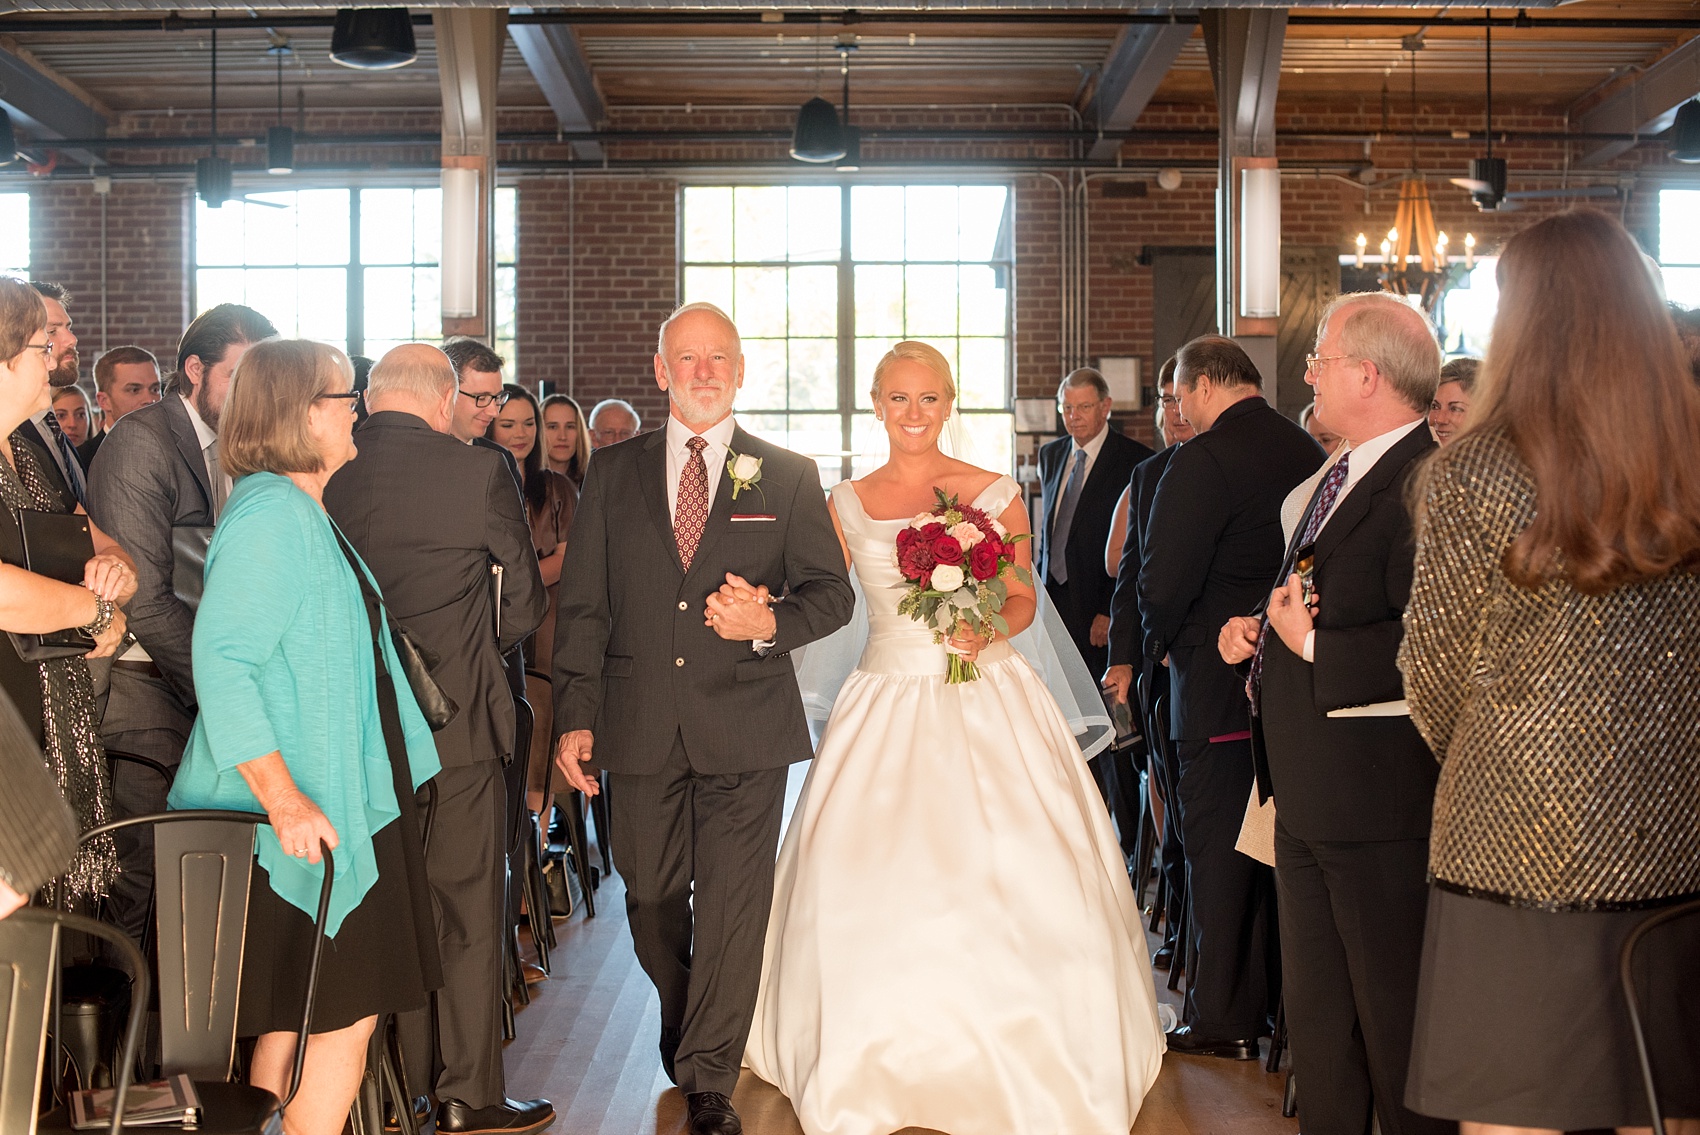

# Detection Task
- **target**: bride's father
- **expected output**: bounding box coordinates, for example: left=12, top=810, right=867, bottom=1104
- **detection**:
left=553, top=302, right=853, bottom=1135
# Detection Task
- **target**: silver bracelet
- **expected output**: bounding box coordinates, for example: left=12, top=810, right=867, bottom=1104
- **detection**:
left=80, top=592, right=115, bottom=638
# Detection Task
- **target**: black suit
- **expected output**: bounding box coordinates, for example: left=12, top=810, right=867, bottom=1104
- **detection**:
left=85, top=394, right=216, bottom=940
left=553, top=423, right=852, bottom=1096
left=1037, top=427, right=1153, bottom=677
left=13, top=417, right=80, bottom=513
left=77, top=430, right=105, bottom=471
left=1108, top=443, right=1185, bottom=930
left=1254, top=423, right=1451, bottom=1135
left=1139, top=395, right=1324, bottom=1037
left=324, top=411, right=547, bottom=1110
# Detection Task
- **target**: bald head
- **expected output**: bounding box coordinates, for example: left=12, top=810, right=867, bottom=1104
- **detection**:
left=367, top=343, right=459, bottom=433
left=1309, top=292, right=1440, bottom=444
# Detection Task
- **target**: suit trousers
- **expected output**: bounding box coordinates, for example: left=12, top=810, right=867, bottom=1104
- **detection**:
left=1144, top=690, right=1187, bottom=939
left=1274, top=821, right=1453, bottom=1135
left=608, top=733, right=789, bottom=1097
left=399, top=761, right=508, bottom=1109
left=99, top=666, right=194, bottom=942
left=1175, top=736, right=1275, bottom=1037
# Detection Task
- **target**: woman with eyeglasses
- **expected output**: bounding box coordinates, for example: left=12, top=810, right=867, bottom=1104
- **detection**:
left=540, top=392, right=591, bottom=488
left=487, top=383, right=578, bottom=817
left=167, top=339, right=442, bottom=1135
left=0, top=276, right=137, bottom=910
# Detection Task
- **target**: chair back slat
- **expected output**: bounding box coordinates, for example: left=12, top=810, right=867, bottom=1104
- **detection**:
left=0, top=915, right=57, bottom=1135
left=154, top=819, right=255, bottom=1082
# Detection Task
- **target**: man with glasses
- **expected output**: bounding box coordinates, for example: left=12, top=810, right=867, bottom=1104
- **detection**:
left=588, top=398, right=642, bottom=448
left=1135, top=335, right=1323, bottom=1060
left=85, top=302, right=278, bottom=942
left=324, top=343, right=551, bottom=1135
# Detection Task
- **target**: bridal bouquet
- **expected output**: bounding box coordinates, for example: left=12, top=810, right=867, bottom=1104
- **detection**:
left=894, top=488, right=1032, bottom=683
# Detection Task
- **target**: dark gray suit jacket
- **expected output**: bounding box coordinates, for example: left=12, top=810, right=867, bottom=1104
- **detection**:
left=324, top=411, right=547, bottom=768
left=552, top=423, right=854, bottom=776
left=85, top=393, right=216, bottom=709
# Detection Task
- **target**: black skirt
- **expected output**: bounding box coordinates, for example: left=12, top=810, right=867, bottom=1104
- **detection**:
left=1406, top=886, right=1700, bottom=1129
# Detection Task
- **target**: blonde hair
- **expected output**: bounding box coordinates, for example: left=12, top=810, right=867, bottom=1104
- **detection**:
left=220, top=339, right=352, bottom=479
left=870, top=340, right=957, bottom=403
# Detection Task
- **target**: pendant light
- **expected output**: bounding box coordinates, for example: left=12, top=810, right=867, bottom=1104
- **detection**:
left=266, top=36, right=294, bottom=175
left=196, top=16, right=233, bottom=208
left=1671, top=100, right=1700, bottom=163
left=790, top=31, right=845, bottom=163
left=330, top=8, right=417, bottom=71
left=0, top=109, right=16, bottom=167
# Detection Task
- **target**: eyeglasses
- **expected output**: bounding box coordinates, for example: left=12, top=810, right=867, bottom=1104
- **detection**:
left=591, top=426, right=637, bottom=444
left=462, top=389, right=510, bottom=410
left=1159, top=394, right=1181, bottom=408
left=1304, top=354, right=1359, bottom=375
left=316, top=390, right=365, bottom=412
left=22, top=341, right=51, bottom=362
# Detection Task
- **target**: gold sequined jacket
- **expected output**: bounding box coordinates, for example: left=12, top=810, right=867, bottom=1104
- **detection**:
left=1399, top=429, right=1700, bottom=911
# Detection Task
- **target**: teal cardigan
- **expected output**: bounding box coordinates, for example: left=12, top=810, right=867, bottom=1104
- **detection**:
left=168, top=473, right=441, bottom=935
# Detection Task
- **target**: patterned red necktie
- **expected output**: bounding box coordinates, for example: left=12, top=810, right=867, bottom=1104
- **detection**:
left=1250, top=449, right=1351, bottom=712
left=675, top=435, right=710, bottom=570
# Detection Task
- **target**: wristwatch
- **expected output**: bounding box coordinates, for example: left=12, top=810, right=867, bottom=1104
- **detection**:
left=81, top=592, right=116, bottom=638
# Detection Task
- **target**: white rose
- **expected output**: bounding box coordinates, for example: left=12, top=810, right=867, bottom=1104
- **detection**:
left=991, top=518, right=1008, bottom=538
left=909, top=514, right=937, bottom=531
left=948, top=521, right=984, bottom=549
left=731, top=454, right=762, bottom=482
left=930, top=564, right=965, bottom=593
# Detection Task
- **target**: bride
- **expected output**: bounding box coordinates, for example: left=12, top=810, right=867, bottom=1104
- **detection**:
left=740, top=341, right=1165, bottom=1135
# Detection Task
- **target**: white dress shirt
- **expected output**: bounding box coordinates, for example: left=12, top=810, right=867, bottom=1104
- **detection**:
left=665, top=412, right=737, bottom=523
left=1053, top=422, right=1110, bottom=516
left=1286, top=417, right=1427, bottom=716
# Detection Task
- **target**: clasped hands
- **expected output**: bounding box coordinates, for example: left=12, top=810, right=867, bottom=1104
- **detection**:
left=1217, top=573, right=1319, bottom=670
left=704, top=572, right=777, bottom=642
left=82, top=553, right=137, bottom=657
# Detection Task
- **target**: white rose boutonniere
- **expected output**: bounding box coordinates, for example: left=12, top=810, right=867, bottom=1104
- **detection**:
left=727, top=450, right=765, bottom=501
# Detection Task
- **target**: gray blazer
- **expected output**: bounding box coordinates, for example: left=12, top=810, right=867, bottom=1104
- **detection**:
left=324, top=411, right=547, bottom=768
left=85, top=393, right=215, bottom=708
left=552, top=424, right=854, bottom=776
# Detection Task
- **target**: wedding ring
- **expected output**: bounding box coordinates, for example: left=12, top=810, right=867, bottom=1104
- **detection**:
left=712, top=613, right=720, bottom=621
left=294, top=847, right=308, bottom=857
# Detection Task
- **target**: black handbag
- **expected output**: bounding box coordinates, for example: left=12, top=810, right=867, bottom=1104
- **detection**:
left=330, top=527, right=459, bottom=732
left=0, top=507, right=98, bottom=660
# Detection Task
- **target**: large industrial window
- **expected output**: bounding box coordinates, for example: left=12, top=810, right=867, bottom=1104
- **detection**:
left=1660, top=188, right=1700, bottom=309
left=194, top=186, right=518, bottom=375
left=0, top=193, right=30, bottom=277
left=681, top=184, right=1013, bottom=486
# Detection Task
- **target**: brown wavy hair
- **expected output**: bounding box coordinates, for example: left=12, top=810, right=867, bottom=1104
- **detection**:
left=1471, top=210, right=1700, bottom=593
left=0, top=276, right=47, bottom=362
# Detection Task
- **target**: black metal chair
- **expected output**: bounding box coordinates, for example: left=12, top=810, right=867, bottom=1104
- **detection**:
left=1620, top=893, right=1700, bottom=1134
left=73, top=810, right=334, bottom=1134
left=526, top=666, right=601, bottom=913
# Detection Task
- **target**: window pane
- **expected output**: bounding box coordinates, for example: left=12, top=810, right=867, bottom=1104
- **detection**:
left=741, top=411, right=787, bottom=447
left=957, top=413, right=1015, bottom=477
left=855, top=338, right=890, bottom=408
left=850, top=412, right=889, bottom=480
left=361, top=188, right=414, bottom=264
left=1660, top=189, right=1700, bottom=264
left=1663, top=266, right=1700, bottom=309
left=195, top=268, right=248, bottom=314
left=785, top=413, right=845, bottom=487
left=0, top=194, right=28, bottom=272
left=495, top=187, right=518, bottom=266
left=734, top=187, right=787, bottom=263
left=788, top=265, right=837, bottom=337
left=364, top=267, right=417, bottom=340
left=684, top=266, right=734, bottom=313
left=854, top=265, right=904, bottom=337
left=238, top=198, right=298, bottom=266
left=741, top=339, right=788, bottom=410
left=412, top=189, right=442, bottom=265
left=297, top=190, right=351, bottom=264
left=905, top=186, right=960, bottom=261
left=958, top=338, right=1007, bottom=410
left=905, top=265, right=959, bottom=336
left=734, top=266, right=787, bottom=338
left=196, top=201, right=246, bottom=266
left=851, top=186, right=905, bottom=262
left=958, top=186, right=1009, bottom=261
left=495, top=266, right=517, bottom=351
left=787, top=186, right=840, bottom=262
left=684, top=186, right=734, bottom=262
left=788, top=338, right=837, bottom=410
left=296, top=267, right=349, bottom=341
left=959, top=264, right=1007, bottom=336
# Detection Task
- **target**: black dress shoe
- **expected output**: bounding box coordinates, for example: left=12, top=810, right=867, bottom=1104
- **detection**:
left=383, top=1094, right=430, bottom=1132
left=1164, top=1025, right=1259, bottom=1060
left=659, top=1025, right=683, bottom=1085
left=435, top=1097, right=555, bottom=1135
left=686, top=1092, right=742, bottom=1135
left=1152, top=942, right=1176, bottom=970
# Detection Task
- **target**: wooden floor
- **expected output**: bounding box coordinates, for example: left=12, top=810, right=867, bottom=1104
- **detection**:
left=502, top=772, right=1300, bottom=1135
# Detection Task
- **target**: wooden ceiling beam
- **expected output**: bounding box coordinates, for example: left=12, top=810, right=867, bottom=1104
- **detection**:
left=510, top=19, right=605, bottom=160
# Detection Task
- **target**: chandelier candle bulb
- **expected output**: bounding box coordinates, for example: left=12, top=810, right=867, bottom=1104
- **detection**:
left=1355, top=232, right=1368, bottom=269
left=1465, top=232, right=1477, bottom=269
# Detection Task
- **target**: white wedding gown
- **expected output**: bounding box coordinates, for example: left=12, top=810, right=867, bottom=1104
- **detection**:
left=745, top=475, right=1165, bottom=1135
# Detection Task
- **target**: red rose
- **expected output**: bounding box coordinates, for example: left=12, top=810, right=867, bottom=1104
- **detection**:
left=919, top=522, right=947, bottom=541
left=898, top=541, right=937, bottom=581
left=895, top=527, right=921, bottom=553
left=969, top=540, right=1000, bottom=581
left=931, top=534, right=965, bottom=566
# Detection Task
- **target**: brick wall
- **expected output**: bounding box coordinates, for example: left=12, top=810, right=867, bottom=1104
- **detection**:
left=13, top=99, right=1677, bottom=442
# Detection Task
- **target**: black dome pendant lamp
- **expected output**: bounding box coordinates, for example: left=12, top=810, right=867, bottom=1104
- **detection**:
left=1671, top=99, right=1700, bottom=164
left=266, top=36, right=294, bottom=175
left=330, top=8, right=417, bottom=71
left=791, top=97, right=845, bottom=164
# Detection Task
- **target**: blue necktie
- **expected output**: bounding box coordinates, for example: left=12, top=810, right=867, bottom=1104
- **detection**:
left=1048, top=448, right=1087, bottom=586
left=41, top=412, right=87, bottom=509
